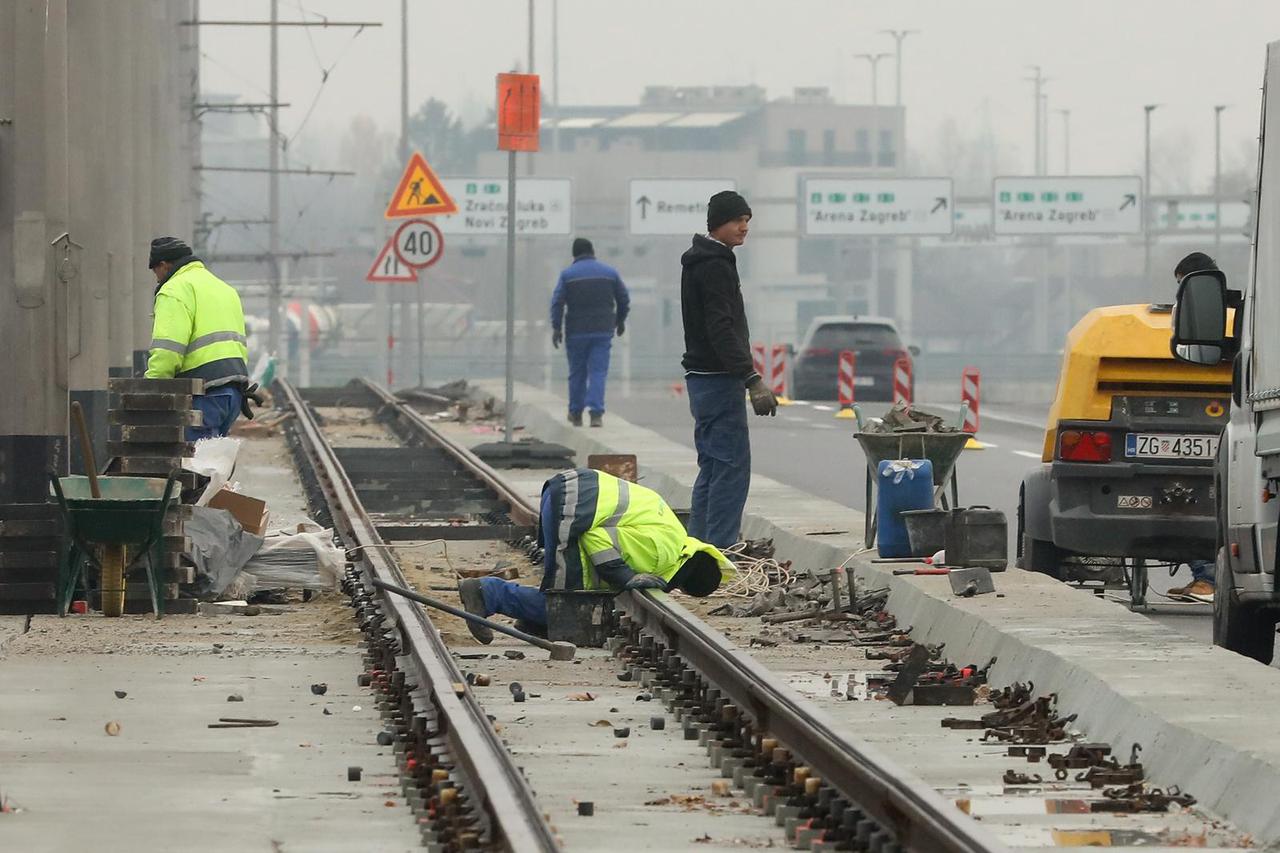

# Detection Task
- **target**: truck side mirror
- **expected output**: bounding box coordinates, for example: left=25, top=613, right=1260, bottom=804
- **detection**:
left=1171, top=270, right=1229, bottom=365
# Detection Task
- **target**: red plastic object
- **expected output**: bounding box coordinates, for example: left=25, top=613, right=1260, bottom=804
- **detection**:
left=70, top=600, right=88, bottom=614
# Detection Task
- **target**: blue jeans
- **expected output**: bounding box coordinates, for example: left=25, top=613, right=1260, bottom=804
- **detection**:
left=478, top=577, right=548, bottom=627
left=565, top=332, right=613, bottom=415
left=187, top=385, right=243, bottom=442
left=686, top=374, right=751, bottom=549
left=1189, top=559, right=1215, bottom=587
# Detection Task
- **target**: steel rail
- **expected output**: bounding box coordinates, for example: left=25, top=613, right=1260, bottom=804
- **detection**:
left=278, top=379, right=558, bottom=853
left=357, top=378, right=539, bottom=526
left=348, top=379, right=1005, bottom=852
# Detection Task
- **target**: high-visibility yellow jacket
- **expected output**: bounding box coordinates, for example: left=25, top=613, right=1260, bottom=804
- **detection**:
left=541, top=468, right=729, bottom=591
left=145, top=259, right=249, bottom=389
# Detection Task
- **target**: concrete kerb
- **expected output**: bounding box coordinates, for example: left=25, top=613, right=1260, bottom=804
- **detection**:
left=487, top=380, right=1280, bottom=843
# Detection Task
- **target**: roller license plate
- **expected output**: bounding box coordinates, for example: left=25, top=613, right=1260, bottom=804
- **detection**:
left=1124, top=433, right=1218, bottom=460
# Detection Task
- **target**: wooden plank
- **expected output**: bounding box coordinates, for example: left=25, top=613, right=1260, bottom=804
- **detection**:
left=0, top=551, right=58, bottom=569
left=108, top=441, right=195, bottom=458
left=0, top=502, right=59, bottom=520
left=115, top=456, right=187, bottom=474
left=0, top=566, right=56, bottom=583
left=0, top=519, right=60, bottom=537
left=0, top=582, right=56, bottom=600
left=109, top=409, right=203, bottom=426
left=109, top=377, right=204, bottom=394
left=121, top=425, right=191, bottom=443
left=113, top=393, right=194, bottom=411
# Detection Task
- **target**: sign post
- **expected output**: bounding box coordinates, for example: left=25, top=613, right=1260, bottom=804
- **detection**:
left=383, top=150, right=455, bottom=390
left=496, top=72, right=541, bottom=444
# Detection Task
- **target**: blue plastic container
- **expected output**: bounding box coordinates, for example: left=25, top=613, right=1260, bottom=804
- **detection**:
left=875, top=459, right=935, bottom=558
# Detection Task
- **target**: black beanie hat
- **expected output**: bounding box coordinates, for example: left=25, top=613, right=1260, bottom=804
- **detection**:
left=572, top=237, right=594, bottom=258
left=673, top=551, right=723, bottom=598
left=149, top=236, right=192, bottom=269
left=706, top=190, right=751, bottom=233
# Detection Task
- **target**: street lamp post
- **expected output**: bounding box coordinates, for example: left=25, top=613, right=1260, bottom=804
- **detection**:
left=855, top=52, right=891, bottom=315
left=1144, top=104, right=1159, bottom=298
left=1058, top=108, right=1071, bottom=174
left=879, top=29, right=918, bottom=107
left=1025, top=66, right=1048, bottom=174
left=1215, top=104, right=1227, bottom=258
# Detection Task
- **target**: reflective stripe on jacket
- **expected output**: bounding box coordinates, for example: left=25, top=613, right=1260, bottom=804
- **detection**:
left=541, top=468, right=726, bottom=591
left=145, top=260, right=249, bottom=388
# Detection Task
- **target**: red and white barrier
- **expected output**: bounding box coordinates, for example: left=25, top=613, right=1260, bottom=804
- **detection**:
left=751, top=342, right=767, bottom=380
left=961, top=366, right=981, bottom=434
left=837, top=350, right=857, bottom=407
left=769, top=344, right=789, bottom=399
left=893, top=357, right=913, bottom=406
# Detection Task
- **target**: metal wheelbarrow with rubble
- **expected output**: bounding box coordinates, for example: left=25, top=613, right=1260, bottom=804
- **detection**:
left=854, top=430, right=970, bottom=549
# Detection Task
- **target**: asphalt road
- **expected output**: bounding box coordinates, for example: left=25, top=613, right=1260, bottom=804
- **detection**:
left=606, top=388, right=1216, bottom=644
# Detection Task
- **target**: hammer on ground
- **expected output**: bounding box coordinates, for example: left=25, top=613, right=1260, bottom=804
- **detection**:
left=371, top=578, right=576, bottom=661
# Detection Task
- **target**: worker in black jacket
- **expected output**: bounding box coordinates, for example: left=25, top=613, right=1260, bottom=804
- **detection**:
left=679, top=190, right=777, bottom=548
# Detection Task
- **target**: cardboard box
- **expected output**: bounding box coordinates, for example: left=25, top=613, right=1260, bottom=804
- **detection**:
left=207, top=488, right=269, bottom=537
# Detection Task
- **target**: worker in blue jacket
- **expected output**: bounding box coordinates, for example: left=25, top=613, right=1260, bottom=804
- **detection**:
left=550, top=238, right=630, bottom=428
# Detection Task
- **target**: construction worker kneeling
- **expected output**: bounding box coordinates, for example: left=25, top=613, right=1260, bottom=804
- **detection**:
left=458, top=468, right=729, bottom=641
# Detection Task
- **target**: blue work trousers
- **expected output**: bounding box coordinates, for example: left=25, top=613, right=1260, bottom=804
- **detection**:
left=187, top=385, right=243, bottom=442
left=476, top=486, right=557, bottom=627
left=1189, top=559, right=1215, bottom=586
left=565, top=332, right=613, bottom=416
left=478, top=577, right=549, bottom=627
left=685, top=374, right=751, bottom=549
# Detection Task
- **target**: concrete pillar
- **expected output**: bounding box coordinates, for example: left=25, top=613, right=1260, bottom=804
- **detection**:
left=0, top=0, right=71, bottom=501
left=67, top=0, right=112, bottom=473
left=131, top=0, right=159, bottom=373
left=105, top=0, right=137, bottom=371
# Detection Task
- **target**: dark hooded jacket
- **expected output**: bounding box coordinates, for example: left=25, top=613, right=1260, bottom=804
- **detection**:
left=679, top=235, right=757, bottom=384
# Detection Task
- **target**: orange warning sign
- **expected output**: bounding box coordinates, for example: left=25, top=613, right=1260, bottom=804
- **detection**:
left=365, top=235, right=418, bottom=283
left=385, top=151, right=456, bottom=219
left=497, top=72, right=541, bottom=152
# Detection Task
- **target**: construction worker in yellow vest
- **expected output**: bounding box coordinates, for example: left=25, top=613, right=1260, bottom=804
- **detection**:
left=145, top=237, right=260, bottom=440
left=458, top=468, right=730, bottom=641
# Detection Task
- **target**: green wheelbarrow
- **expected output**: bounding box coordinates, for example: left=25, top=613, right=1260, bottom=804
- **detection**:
left=49, top=472, right=180, bottom=618
left=854, top=431, right=971, bottom=550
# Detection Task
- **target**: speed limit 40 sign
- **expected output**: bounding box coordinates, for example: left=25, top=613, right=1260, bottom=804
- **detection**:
left=393, top=219, right=445, bottom=269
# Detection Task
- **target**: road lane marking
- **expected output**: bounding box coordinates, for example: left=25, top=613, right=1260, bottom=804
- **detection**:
left=811, top=404, right=835, bottom=412
left=812, top=423, right=838, bottom=430
left=1013, top=450, right=1042, bottom=460
left=784, top=416, right=806, bottom=423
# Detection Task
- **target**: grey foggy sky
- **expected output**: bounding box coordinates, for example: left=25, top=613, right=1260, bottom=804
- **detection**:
left=198, top=1, right=1280, bottom=190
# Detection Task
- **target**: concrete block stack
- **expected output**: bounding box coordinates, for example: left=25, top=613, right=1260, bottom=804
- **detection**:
left=106, top=377, right=203, bottom=613
left=0, top=503, right=62, bottom=614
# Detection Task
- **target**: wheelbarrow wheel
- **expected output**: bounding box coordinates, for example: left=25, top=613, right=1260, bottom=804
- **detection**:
left=101, top=544, right=127, bottom=617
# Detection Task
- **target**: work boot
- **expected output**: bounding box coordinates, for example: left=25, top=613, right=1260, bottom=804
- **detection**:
left=568, top=410, right=583, bottom=427
left=1185, top=579, right=1215, bottom=603
left=457, top=579, right=494, bottom=644
left=589, top=411, right=603, bottom=428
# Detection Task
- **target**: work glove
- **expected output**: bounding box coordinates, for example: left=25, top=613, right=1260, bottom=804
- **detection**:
left=624, top=573, right=668, bottom=591
left=239, top=382, right=266, bottom=420
left=616, top=320, right=626, bottom=337
left=552, top=330, right=563, bottom=349
left=747, top=377, right=778, bottom=417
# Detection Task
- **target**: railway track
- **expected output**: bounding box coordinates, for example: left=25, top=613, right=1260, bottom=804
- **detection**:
left=279, top=379, right=558, bottom=852
left=278, top=377, right=1006, bottom=853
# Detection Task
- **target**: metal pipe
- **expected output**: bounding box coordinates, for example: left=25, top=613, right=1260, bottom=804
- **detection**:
left=1144, top=104, right=1159, bottom=298
left=1215, top=104, right=1227, bottom=258
left=504, top=151, right=517, bottom=444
